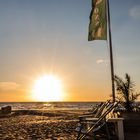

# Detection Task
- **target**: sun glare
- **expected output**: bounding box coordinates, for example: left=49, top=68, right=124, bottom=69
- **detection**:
left=32, top=75, right=64, bottom=101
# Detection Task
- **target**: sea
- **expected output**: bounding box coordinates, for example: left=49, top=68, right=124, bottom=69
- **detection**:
left=0, top=102, right=100, bottom=111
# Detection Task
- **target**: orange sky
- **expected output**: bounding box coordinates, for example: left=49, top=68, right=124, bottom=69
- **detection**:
left=0, top=0, right=140, bottom=102
left=0, top=72, right=113, bottom=102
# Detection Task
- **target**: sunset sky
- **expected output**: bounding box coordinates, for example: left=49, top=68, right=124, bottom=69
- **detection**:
left=0, top=0, right=140, bottom=102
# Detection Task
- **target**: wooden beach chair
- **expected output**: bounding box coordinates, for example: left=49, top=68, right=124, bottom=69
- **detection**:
left=78, top=100, right=111, bottom=120
left=76, top=101, right=119, bottom=140
left=76, top=100, right=111, bottom=137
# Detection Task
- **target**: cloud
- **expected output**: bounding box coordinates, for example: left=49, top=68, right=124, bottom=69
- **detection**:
left=0, top=82, right=20, bottom=91
left=96, top=59, right=104, bottom=64
left=129, top=5, right=140, bottom=19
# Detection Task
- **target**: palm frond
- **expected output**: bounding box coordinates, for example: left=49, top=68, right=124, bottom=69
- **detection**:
left=114, top=73, right=139, bottom=112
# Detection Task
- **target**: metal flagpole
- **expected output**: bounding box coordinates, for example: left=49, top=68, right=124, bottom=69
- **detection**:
left=106, top=0, right=115, bottom=102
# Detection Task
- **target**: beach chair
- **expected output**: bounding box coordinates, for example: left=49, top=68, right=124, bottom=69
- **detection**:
left=76, top=101, right=119, bottom=140
left=87, top=102, right=104, bottom=114
left=76, top=100, right=111, bottom=136
left=78, top=100, right=111, bottom=121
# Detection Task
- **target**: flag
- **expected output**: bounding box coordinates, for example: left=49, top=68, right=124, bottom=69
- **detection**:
left=88, top=0, right=107, bottom=41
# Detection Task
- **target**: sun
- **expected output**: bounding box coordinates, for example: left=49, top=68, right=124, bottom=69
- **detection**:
left=32, top=75, right=64, bottom=102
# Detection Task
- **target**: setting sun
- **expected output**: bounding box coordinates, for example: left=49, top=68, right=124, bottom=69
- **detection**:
left=32, top=75, right=64, bottom=101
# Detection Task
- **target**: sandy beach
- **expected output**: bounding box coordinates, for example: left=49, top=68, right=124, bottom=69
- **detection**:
left=0, top=110, right=82, bottom=140
left=0, top=109, right=140, bottom=140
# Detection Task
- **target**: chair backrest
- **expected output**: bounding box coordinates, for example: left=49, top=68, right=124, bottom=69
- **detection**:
left=97, top=101, right=119, bottom=122
left=78, top=101, right=119, bottom=140
left=94, top=100, right=111, bottom=117
left=79, top=101, right=109, bottom=119
left=88, top=102, right=104, bottom=114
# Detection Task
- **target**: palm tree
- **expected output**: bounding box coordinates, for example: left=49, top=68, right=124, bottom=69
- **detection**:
left=114, top=73, right=140, bottom=112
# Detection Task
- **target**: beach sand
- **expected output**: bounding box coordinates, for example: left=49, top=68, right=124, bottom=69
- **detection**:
left=0, top=110, right=82, bottom=140
left=0, top=110, right=140, bottom=140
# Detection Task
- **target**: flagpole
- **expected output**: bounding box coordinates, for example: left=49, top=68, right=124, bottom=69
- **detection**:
left=106, top=0, right=115, bottom=102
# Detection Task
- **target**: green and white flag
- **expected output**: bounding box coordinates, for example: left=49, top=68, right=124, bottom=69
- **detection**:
left=88, top=0, right=107, bottom=41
